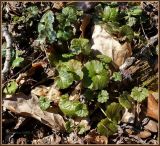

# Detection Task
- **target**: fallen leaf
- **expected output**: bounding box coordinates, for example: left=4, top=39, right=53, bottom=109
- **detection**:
left=91, top=24, right=132, bottom=67
left=121, top=108, right=135, bottom=123
left=31, top=84, right=61, bottom=103
left=80, top=14, right=91, bottom=37
left=2, top=92, right=65, bottom=132
left=67, top=132, right=83, bottom=144
left=144, top=120, right=158, bottom=133
left=146, top=94, right=158, bottom=121
left=137, top=130, right=151, bottom=139
left=84, top=129, right=108, bottom=144
left=32, top=134, right=61, bottom=144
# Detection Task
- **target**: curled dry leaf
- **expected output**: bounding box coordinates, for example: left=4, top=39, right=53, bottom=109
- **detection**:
left=146, top=94, right=158, bottom=121
left=32, top=134, right=61, bottom=144
left=84, top=129, right=108, bottom=144
left=91, top=24, right=132, bottom=67
left=137, top=130, right=151, bottom=139
left=2, top=92, right=65, bottom=132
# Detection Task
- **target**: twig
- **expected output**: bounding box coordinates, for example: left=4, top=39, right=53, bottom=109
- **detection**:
left=140, top=17, right=148, bottom=40
left=2, top=25, right=12, bottom=82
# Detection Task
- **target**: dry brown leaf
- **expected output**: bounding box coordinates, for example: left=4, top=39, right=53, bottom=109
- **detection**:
left=137, top=130, right=151, bottom=139
left=144, top=120, right=158, bottom=133
left=84, top=129, right=108, bottom=144
left=2, top=92, right=65, bottom=132
left=80, top=14, right=91, bottom=37
left=69, top=82, right=82, bottom=101
left=67, top=132, right=83, bottom=144
left=31, top=84, right=61, bottom=103
left=91, top=24, right=132, bottom=67
left=146, top=94, right=158, bottom=121
left=32, top=134, right=61, bottom=144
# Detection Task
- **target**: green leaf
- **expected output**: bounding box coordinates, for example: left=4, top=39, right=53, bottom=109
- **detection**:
left=97, top=118, right=118, bottom=136
left=97, top=90, right=109, bottom=103
left=57, top=7, right=77, bottom=26
left=126, top=16, right=137, bottom=27
left=118, top=91, right=132, bottom=109
left=70, top=38, right=91, bottom=55
left=102, top=6, right=119, bottom=22
left=75, top=103, right=89, bottom=117
left=83, top=60, right=110, bottom=90
left=12, top=57, right=24, bottom=68
left=65, top=120, right=74, bottom=133
left=26, top=6, right=39, bottom=16
left=78, top=122, right=90, bottom=135
left=59, top=95, right=88, bottom=117
left=37, top=10, right=56, bottom=44
left=3, top=80, right=18, bottom=95
left=129, top=6, right=142, bottom=16
left=57, top=29, right=73, bottom=41
left=55, top=70, right=74, bottom=89
left=112, top=72, right=122, bottom=82
left=96, top=55, right=112, bottom=64
left=105, top=102, right=123, bottom=124
left=66, top=59, right=83, bottom=80
left=39, top=96, right=51, bottom=110
left=120, top=25, right=134, bottom=42
left=130, top=87, right=148, bottom=102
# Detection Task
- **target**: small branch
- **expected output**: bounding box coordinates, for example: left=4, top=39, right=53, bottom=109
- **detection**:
left=2, top=25, right=12, bottom=82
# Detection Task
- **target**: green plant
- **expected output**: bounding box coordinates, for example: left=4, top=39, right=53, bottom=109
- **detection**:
left=39, top=96, right=51, bottom=110
left=130, top=87, right=148, bottom=102
left=112, top=72, right=122, bottom=82
left=82, top=60, right=110, bottom=90
left=37, top=10, right=56, bottom=44
left=58, top=94, right=88, bottom=117
left=3, top=80, right=18, bottom=95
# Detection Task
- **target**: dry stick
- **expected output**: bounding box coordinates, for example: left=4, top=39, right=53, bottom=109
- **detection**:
left=2, top=25, right=12, bottom=83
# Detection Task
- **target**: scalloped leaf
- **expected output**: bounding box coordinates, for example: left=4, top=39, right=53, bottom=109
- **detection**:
left=120, top=25, right=134, bottom=42
left=59, top=95, right=88, bottom=117
left=102, top=6, right=119, bottom=22
left=105, top=102, right=123, bottom=124
left=96, top=54, right=112, bottom=64
left=39, top=96, right=51, bottom=110
left=70, top=38, right=91, bottom=55
left=112, top=72, right=122, bottom=82
left=66, top=59, right=83, bottom=80
left=97, top=90, right=109, bottom=103
left=55, top=70, right=74, bottom=89
left=37, top=10, right=56, bottom=44
left=83, top=60, right=110, bottom=90
left=97, top=118, right=118, bottom=136
left=130, top=87, right=148, bottom=102
left=3, top=80, right=18, bottom=95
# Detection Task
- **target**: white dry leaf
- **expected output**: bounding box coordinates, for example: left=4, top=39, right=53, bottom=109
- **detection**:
left=32, top=134, right=61, bottom=144
left=91, top=24, right=132, bottom=67
left=2, top=92, right=65, bottom=132
left=121, top=108, right=135, bottom=123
